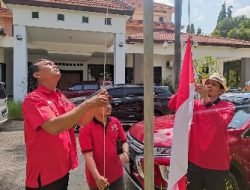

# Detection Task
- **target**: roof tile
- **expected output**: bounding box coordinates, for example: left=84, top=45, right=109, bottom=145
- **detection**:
left=127, top=31, right=250, bottom=48
left=3, top=0, right=134, bottom=15
left=0, top=7, right=12, bottom=17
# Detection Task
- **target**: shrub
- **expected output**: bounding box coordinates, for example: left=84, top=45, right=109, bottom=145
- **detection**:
left=7, top=100, right=23, bottom=119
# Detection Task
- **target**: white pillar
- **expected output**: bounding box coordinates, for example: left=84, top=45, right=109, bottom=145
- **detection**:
left=13, top=25, right=27, bottom=101
left=114, top=33, right=125, bottom=84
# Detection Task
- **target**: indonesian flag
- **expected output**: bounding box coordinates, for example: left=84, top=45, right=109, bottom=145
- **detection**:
left=167, top=38, right=195, bottom=190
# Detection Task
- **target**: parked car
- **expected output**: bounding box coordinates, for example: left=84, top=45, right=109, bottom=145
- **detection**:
left=125, top=92, right=250, bottom=190
left=0, top=82, right=8, bottom=125
left=62, top=80, right=112, bottom=98
left=71, top=84, right=172, bottom=130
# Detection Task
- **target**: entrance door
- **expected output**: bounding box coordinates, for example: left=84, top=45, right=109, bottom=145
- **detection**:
left=58, top=71, right=82, bottom=90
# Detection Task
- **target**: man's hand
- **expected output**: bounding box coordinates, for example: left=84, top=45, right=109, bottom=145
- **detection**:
left=119, top=151, right=129, bottom=164
left=86, top=89, right=109, bottom=107
left=195, top=84, right=209, bottom=99
left=95, top=175, right=110, bottom=190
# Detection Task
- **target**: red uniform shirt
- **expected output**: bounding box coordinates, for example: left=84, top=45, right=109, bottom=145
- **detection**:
left=169, top=96, right=235, bottom=170
left=79, top=117, right=127, bottom=188
left=22, top=85, right=78, bottom=188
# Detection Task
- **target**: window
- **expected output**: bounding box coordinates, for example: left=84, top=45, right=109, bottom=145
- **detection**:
left=108, top=88, right=123, bottom=98
left=32, top=12, right=39, bottom=19
left=159, top=16, right=164, bottom=22
left=105, top=18, right=112, bottom=25
left=124, top=87, right=143, bottom=97
left=82, top=16, right=89, bottom=23
left=57, top=14, right=65, bottom=21
left=69, top=84, right=82, bottom=91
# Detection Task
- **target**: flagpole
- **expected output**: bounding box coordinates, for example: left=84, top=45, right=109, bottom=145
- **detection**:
left=143, top=0, right=154, bottom=189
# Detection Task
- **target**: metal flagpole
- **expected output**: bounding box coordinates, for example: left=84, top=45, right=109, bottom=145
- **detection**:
left=143, top=0, right=154, bottom=189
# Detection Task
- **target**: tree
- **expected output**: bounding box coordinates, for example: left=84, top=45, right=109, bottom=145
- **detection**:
left=212, top=15, right=250, bottom=40
left=174, top=0, right=183, bottom=90
left=186, top=23, right=196, bottom=34
left=190, top=23, right=195, bottom=34
left=186, top=24, right=191, bottom=33
left=194, top=56, right=218, bottom=83
left=227, top=5, right=233, bottom=18
left=217, top=3, right=227, bottom=25
left=197, top=27, right=202, bottom=35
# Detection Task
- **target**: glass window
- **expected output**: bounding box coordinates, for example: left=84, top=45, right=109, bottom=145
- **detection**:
left=124, top=87, right=143, bottom=97
left=82, top=16, right=89, bottom=23
left=32, top=12, right=39, bottom=19
left=105, top=18, right=112, bottom=25
left=159, top=16, right=164, bottom=22
left=70, top=84, right=82, bottom=91
left=57, top=14, right=64, bottom=21
left=83, top=84, right=98, bottom=90
left=228, top=104, right=250, bottom=129
left=108, top=88, right=123, bottom=98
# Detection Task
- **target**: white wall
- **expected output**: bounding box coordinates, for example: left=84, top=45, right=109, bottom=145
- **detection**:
left=10, top=5, right=127, bottom=34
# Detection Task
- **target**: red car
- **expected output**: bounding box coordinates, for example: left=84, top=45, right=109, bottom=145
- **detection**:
left=62, top=80, right=112, bottom=98
left=125, top=92, right=250, bottom=190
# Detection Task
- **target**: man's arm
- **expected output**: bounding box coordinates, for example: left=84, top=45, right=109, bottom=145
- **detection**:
left=119, top=142, right=129, bottom=164
left=84, top=152, right=109, bottom=189
left=42, top=91, right=108, bottom=135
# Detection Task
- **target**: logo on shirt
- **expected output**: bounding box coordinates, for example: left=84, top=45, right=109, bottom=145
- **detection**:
left=47, top=100, right=52, bottom=104
left=111, top=124, right=118, bottom=132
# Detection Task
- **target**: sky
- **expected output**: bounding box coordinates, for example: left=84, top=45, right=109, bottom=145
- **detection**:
left=155, top=0, right=250, bottom=34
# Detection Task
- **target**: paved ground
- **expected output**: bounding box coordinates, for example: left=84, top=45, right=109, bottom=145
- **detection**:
left=0, top=120, right=137, bottom=190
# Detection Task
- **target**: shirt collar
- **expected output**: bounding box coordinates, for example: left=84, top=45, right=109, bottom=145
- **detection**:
left=93, top=116, right=111, bottom=128
left=37, top=85, right=60, bottom=94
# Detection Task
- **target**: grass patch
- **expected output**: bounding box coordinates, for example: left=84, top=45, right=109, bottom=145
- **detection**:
left=7, top=100, right=23, bottom=119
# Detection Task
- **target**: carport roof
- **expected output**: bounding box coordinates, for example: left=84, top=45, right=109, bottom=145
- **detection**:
left=3, top=0, right=134, bottom=16
left=127, top=31, right=250, bottom=48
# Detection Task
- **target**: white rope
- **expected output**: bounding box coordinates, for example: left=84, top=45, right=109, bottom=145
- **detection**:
left=102, top=1, right=109, bottom=188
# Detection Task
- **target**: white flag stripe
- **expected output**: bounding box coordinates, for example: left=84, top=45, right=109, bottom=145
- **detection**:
left=167, top=83, right=195, bottom=190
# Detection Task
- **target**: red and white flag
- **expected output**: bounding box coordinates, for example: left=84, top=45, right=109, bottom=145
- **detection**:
left=167, top=38, right=195, bottom=190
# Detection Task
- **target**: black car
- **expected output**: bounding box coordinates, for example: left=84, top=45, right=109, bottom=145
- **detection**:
left=71, top=84, right=172, bottom=130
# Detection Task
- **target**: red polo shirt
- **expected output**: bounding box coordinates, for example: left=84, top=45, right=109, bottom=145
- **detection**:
left=169, top=96, right=235, bottom=170
left=79, top=117, right=127, bottom=188
left=22, top=85, right=78, bottom=188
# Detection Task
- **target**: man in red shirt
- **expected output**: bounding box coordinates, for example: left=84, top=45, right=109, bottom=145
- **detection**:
left=79, top=98, right=129, bottom=190
left=22, top=59, right=108, bottom=190
left=169, top=73, right=235, bottom=190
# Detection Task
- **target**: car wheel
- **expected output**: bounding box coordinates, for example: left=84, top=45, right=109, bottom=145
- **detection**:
left=225, top=172, right=240, bottom=190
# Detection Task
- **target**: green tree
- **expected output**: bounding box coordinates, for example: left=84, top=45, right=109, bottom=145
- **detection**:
left=197, top=27, right=202, bottom=35
left=191, top=23, right=195, bottom=34
left=227, top=5, right=233, bottom=18
left=217, top=3, right=227, bottom=25
left=186, top=24, right=190, bottom=33
left=194, top=56, right=218, bottom=83
left=212, top=15, right=250, bottom=40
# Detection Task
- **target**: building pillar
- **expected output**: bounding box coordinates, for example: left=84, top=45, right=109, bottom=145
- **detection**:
left=114, top=33, right=125, bottom=84
left=13, top=25, right=27, bottom=101
left=241, top=58, right=250, bottom=86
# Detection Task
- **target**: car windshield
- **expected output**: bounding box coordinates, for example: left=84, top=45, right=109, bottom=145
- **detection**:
left=228, top=104, right=250, bottom=129
left=221, top=92, right=250, bottom=129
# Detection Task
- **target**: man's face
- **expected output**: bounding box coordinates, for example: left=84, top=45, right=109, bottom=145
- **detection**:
left=205, top=79, right=225, bottom=97
left=34, top=59, right=61, bottom=82
left=97, top=103, right=112, bottom=117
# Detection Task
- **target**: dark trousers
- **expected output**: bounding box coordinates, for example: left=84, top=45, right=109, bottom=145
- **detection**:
left=26, top=173, right=69, bottom=190
left=187, top=162, right=228, bottom=190
left=89, top=176, right=125, bottom=190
